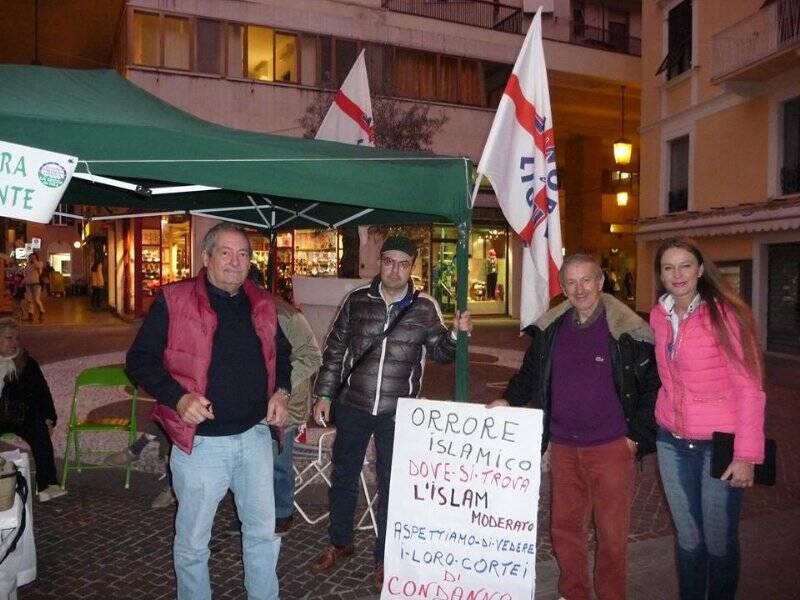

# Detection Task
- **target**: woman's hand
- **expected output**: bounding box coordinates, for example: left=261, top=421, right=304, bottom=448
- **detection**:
left=721, top=459, right=755, bottom=488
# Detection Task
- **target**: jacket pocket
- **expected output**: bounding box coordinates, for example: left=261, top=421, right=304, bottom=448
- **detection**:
left=692, top=393, right=726, bottom=404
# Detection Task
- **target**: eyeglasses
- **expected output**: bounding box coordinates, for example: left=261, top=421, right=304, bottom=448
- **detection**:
left=381, top=256, right=413, bottom=270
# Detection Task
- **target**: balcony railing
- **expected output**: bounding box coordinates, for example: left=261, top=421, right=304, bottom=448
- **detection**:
left=711, top=0, right=800, bottom=80
left=381, top=0, right=522, bottom=34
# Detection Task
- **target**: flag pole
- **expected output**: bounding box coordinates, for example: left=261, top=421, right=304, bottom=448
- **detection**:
left=454, top=215, right=471, bottom=403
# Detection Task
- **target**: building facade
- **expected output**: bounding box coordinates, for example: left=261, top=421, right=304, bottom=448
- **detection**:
left=2, top=0, right=644, bottom=318
left=637, top=0, right=800, bottom=356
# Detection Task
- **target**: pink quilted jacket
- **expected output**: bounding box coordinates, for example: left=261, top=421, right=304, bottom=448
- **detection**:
left=650, top=301, right=765, bottom=463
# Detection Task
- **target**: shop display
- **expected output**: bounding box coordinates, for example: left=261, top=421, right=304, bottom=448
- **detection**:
left=141, top=232, right=161, bottom=296
left=293, top=229, right=339, bottom=277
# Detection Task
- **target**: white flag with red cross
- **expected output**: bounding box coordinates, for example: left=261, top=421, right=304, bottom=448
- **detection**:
left=315, top=49, right=375, bottom=147
left=474, top=8, right=563, bottom=330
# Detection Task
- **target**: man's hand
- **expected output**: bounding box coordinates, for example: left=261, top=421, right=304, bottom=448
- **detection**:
left=267, top=389, right=289, bottom=426
left=486, top=399, right=509, bottom=409
left=176, top=393, right=214, bottom=425
left=721, top=459, right=755, bottom=488
left=453, top=310, right=474, bottom=335
left=313, top=397, right=331, bottom=427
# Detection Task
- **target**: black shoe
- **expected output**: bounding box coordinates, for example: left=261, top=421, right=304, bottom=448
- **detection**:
left=275, top=515, right=293, bottom=535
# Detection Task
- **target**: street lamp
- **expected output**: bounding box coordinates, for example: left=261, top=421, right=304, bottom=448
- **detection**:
left=613, top=86, right=632, bottom=167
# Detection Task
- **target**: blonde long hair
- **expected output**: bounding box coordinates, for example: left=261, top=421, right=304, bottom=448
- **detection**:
left=654, top=238, right=763, bottom=381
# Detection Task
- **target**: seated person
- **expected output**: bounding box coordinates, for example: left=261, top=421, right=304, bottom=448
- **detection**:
left=0, top=317, right=66, bottom=502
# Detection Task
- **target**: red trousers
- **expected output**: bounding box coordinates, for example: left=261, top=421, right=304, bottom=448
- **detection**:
left=550, top=437, right=636, bottom=600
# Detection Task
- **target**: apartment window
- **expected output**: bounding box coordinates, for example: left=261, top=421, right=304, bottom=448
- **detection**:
left=132, top=11, right=160, bottom=67
left=364, top=43, right=394, bottom=95
left=656, top=0, right=692, bottom=79
left=196, top=19, right=222, bottom=75
left=335, top=40, right=359, bottom=87
left=438, top=57, right=482, bottom=106
left=227, top=24, right=244, bottom=78
left=246, top=26, right=298, bottom=82
left=395, top=49, right=437, bottom=101
left=668, top=135, right=689, bottom=212
left=275, top=34, right=298, bottom=82
left=782, top=96, right=800, bottom=195
left=163, top=16, right=190, bottom=70
left=484, top=62, right=512, bottom=109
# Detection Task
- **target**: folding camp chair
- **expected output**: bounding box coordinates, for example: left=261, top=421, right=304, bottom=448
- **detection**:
left=292, top=428, right=378, bottom=535
left=61, top=365, right=138, bottom=490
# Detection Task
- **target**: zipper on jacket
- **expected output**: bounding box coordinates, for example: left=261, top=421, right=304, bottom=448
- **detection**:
left=371, top=302, right=393, bottom=415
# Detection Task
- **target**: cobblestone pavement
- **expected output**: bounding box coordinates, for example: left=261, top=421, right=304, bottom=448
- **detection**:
left=8, top=313, right=800, bottom=598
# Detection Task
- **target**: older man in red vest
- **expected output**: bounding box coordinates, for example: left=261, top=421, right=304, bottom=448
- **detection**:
left=127, top=223, right=291, bottom=600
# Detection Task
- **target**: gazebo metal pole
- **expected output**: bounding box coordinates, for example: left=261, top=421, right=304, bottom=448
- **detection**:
left=454, top=217, right=471, bottom=402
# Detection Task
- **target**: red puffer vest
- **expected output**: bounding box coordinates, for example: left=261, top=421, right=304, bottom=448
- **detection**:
left=151, top=269, right=278, bottom=454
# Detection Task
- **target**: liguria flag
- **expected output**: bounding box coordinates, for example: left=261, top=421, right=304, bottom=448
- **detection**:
left=315, top=49, right=375, bottom=146
left=473, top=7, right=563, bottom=330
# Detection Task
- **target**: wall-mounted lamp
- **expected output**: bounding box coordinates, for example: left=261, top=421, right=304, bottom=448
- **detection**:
left=73, top=240, right=81, bottom=249
left=613, top=86, right=632, bottom=167
left=616, top=191, right=629, bottom=207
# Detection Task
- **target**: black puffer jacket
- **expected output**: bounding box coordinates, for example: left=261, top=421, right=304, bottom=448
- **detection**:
left=314, top=276, right=456, bottom=415
left=504, top=294, right=660, bottom=458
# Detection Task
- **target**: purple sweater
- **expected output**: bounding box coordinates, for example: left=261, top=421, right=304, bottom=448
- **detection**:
left=549, top=308, right=627, bottom=447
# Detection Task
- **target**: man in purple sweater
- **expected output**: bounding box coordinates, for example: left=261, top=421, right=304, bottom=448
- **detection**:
left=494, top=254, right=659, bottom=600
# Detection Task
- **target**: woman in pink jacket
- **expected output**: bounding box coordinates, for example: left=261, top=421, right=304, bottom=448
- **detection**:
left=651, top=238, right=765, bottom=600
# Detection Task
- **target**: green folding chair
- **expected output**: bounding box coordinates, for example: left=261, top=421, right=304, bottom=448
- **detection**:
left=61, top=365, right=138, bottom=490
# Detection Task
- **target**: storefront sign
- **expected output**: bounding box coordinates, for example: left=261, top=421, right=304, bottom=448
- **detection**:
left=14, top=248, right=26, bottom=259
left=30, top=237, right=41, bottom=249
left=382, top=398, right=543, bottom=600
left=0, top=140, right=77, bottom=223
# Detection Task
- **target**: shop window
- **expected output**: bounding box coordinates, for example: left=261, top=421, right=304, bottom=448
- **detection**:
left=656, top=0, right=692, bottom=79
left=196, top=18, right=223, bottom=75
left=163, top=16, right=191, bottom=70
left=335, top=39, right=359, bottom=87
left=160, top=215, right=191, bottom=285
left=668, top=135, right=689, bottom=213
left=248, top=25, right=275, bottom=81
left=227, top=24, right=244, bottom=78
left=132, top=11, right=160, bottom=67
left=468, top=226, right=507, bottom=313
left=782, top=96, right=800, bottom=195
left=293, top=229, right=339, bottom=277
left=275, top=33, right=298, bottom=82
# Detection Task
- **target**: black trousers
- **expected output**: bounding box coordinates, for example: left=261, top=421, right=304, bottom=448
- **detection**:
left=328, top=402, right=395, bottom=564
left=3, top=416, right=58, bottom=490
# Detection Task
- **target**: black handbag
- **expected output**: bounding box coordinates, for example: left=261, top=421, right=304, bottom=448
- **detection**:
left=710, top=431, right=777, bottom=486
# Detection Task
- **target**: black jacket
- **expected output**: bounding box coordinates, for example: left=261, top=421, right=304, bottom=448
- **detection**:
left=314, top=275, right=456, bottom=415
left=504, top=294, right=660, bottom=457
left=0, top=351, right=57, bottom=428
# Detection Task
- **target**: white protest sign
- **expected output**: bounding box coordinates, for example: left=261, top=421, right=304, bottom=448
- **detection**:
left=0, top=140, right=77, bottom=223
left=382, top=398, right=544, bottom=600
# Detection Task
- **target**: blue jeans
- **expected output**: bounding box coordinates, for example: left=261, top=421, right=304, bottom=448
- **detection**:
left=329, top=402, right=395, bottom=564
left=171, top=423, right=280, bottom=600
left=657, top=428, right=743, bottom=600
left=273, top=424, right=298, bottom=519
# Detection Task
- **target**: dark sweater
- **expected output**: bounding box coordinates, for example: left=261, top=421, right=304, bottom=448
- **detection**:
left=126, top=280, right=291, bottom=436
left=549, top=307, right=627, bottom=446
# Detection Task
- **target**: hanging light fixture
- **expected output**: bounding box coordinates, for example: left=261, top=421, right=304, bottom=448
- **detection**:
left=616, top=191, right=629, bottom=207
left=613, top=85, right=632, bottom=167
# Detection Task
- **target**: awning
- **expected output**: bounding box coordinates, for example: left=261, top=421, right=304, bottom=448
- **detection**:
left=636, top=197, right=800, bottom=241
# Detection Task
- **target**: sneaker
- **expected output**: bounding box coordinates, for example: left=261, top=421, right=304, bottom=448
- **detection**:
left=275, top=515, right=293, bottom=535
left=150, top=485, right=176, bottom=509
left=104, top=448, right=138, bottom=466
left=38, top=484, right=67, bottom=503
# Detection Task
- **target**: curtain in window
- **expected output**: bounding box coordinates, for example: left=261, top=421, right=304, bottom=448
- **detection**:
left=275, top=34, right=298, bottom=83
left=438, top=56, right=459, bottom=103
left=248, top=26, right=275, bottom=81
left=394, top=48, right=436, bottom=100
left=132, top=12, right=159, bottom=67
left=164, top=16, right=190, bottom=70
left=227, top=24, right=244, bottom=78
left=459, top=59, right=482, bottom=106
left=196, top=19, right=222, bottom=75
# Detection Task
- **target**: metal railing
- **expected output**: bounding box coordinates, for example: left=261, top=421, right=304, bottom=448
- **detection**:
left=569, top=23, right=641, bottom=56
left=381, top=0, right=523, bottom=34
left=711, top=0, right=800, bottom=80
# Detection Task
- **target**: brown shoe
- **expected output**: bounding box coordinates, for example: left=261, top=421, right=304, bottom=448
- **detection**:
left=374, top=562, right=384, bottom=592
left=310, top=544, right=355, bottom=573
